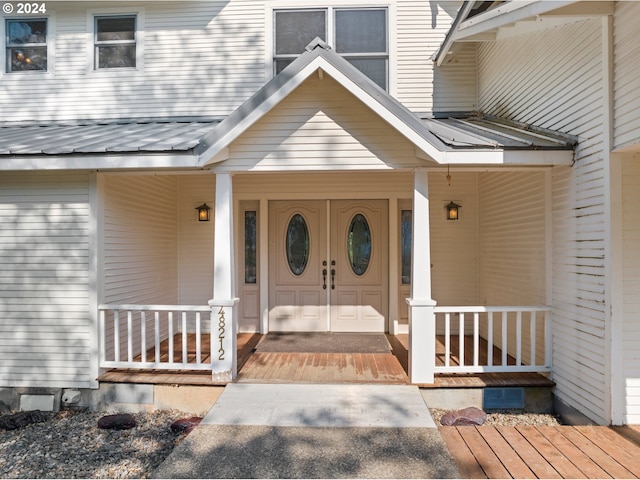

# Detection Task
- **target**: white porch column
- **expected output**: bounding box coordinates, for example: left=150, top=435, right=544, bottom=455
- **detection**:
left=407, top=170, right=437, bottom=384
left=209, top=172, right=239, bottom=382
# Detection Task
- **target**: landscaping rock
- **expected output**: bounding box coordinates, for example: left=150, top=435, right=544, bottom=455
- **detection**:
left=170, top=417, right=202, bottom=434
left=0, top=410, right=51, bottom=430
left=440, top=406, right=487, bottom=426
left=97, top=413, right=136, bottom=430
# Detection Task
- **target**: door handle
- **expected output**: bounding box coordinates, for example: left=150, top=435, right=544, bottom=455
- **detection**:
left=331, top=268, right=336, bottom=289
left=322, top=268, right=327, bottom=290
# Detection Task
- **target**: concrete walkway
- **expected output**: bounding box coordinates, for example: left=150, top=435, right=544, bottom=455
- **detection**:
left=152, top=384, right=460, bottom=479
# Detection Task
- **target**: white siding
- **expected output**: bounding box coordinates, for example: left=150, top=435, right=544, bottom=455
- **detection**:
left=396, top=0, right=476, bottom=113
left=613, top=1, right=640, bottom=151
left=478, top=171, right=547, bottom=364
left=477, top=18, right=609, bottom=424
left=224, top=75, right=427, bottom=172
left=0, top=172, right=94, bottom=388
left=1, top=1, right=266, bottom=121
left=103, top=175, right=179, bottom=305
left=178, top=175, right=214, bottom=306
left=429, top=172, right=479, bottom=306
left=622, top=158, right=640, bottom=424
left=0, top=0, right=456, bottom=122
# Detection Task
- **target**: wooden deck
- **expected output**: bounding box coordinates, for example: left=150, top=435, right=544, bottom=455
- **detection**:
left=441, top=425, right=640, bottom=479
left=98, top=332, right=553, bottom=388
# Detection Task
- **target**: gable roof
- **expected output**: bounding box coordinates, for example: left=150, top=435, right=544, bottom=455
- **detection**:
left=195, top=38, right=575, bottom=168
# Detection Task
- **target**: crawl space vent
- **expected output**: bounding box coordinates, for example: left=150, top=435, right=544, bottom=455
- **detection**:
left=483, top=387, right=525, bottom=409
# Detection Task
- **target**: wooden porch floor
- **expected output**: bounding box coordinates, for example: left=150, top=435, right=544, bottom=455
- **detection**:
left=97, top=332, right=553, bottom=389
left=441, top=424, right=640, bottom=479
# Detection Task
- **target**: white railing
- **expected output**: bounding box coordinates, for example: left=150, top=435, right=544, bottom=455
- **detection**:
left=433, top=306, right=552, bottom=374
left=99, top=304, right=217, bottom=371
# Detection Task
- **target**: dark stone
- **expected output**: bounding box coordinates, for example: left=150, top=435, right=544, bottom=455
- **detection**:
left=440, top=406, right=487, bottom=426
left=0, top=410, right=51, bottom=430
left=170, top=417, right=202, bottom=434
left=97, top=413, right=136, bottom=430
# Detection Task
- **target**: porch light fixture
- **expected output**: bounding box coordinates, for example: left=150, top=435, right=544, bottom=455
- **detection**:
left=196, top=203, right=211, bottom=222
left=446, top=201, right=461, bottom=221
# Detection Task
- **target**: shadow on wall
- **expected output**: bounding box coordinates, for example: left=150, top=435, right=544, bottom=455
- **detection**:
left=0, top=175, right=95, bottom=392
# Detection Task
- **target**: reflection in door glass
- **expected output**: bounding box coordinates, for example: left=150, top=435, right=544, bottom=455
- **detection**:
left=286, top=214, right=310, bottom=276
left=401, top=210, right=412, bottom=284
left=347, top=213, right=371, bottom=276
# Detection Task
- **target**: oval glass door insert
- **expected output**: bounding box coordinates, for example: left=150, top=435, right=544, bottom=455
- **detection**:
left=286, top=213, right=310, bottom=276
left=347, top=213, right=371, bottom=276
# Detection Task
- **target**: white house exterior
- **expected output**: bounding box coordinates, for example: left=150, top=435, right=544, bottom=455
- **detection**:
left=0, top=0, right=637, bottom=425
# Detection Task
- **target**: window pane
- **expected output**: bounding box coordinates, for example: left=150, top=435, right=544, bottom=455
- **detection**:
left=7, top=20, right=46, bottom=44
left=335, top=9, right=386, bottom=53
left=347, top=214, right=372, bottom=276
left=345, top=58, right=387, bottom=89
left=98, top=45, right=136, bottom=68
left=275, top=10, right=326, bottom=55
left=9, top=47, right=47, bottom=71
left=97, top=17, right=135, bottom=42
left=401, top=210, right=412, bottom=284
left=245, top=211, right=257, bottom=284
left=286, top=214, right=310, bottom=276
left=275, top=59, right=293, bottom=75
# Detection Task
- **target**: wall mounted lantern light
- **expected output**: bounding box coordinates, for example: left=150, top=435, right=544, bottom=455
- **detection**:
left=196, top=203, right=211, bottom=222
left=446, top=201, right=461, bottom=221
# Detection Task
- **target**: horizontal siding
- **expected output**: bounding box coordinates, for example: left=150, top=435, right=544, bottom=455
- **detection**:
left=234, top=171, right=414, bottom=198
left=0, top=172, right=93, bottom=388
left=1, top=0, right=456, bottom=122
left=178, top=176, right=214, bottom=307
left=613, top=1, right=640, bottom=150
left=225, top=75, right=426, bottom=171
left=622, top=158, right=640, bottom=424
left=103, top=175, right=179, bottom=360
left=397, top=0, right=476, bottom=113
left=478, top=171, right=547, bottom=365
left=428, top=172, right=478, bottom=306
left=1, top=1, right=266, bottom=121
left=477, top=18, right=608, bottom=424
left=103, top=175, right=179, bottom=305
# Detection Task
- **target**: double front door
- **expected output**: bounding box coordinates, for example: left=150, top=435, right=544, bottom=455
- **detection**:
left=269, top=200, right=389, bottom=332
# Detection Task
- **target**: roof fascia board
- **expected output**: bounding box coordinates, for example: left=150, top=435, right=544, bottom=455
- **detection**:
left=452, top=0, right=577, bottom=42
left=433, top=1, right=476, bottom=66
left=417, top=148, right=573, bottom=166
left=0, top=153, right=199, bottom=171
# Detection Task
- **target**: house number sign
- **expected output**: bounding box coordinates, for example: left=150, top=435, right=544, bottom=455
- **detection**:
left=217, top=306, right=226, bottom=360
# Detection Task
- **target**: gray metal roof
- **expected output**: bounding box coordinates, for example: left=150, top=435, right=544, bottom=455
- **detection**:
left=423, top=115, right=577, bottom=150
left=0, top=119, right=220, bottom=155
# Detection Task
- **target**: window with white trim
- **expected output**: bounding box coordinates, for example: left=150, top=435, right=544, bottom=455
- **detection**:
left=94, top=15, right=136, bottom=69
left=274, top=7, right=388, bottom=90
left=6, top=18, right=48, bottom=72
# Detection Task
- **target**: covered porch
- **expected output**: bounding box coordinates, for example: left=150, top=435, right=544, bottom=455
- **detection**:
left=97, top=166, right=556, bottom=386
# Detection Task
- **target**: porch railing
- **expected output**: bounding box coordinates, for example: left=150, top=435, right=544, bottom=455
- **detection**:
left=433, top=306, right=552, bottom=374
left=99, top=304, right=217, bottom=371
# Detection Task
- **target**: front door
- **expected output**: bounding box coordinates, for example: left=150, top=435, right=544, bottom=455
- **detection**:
left=269, top=200, right=388, bottom=332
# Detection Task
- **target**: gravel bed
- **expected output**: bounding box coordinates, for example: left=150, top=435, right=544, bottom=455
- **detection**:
left=0, top=407, right=563, bottom=478
left=430, top=408, right=563, bottom=427
left=0, top=410, right=189, bottom=479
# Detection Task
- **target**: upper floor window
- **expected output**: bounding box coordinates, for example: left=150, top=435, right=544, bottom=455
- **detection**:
left=6, top=18, right=47, bottom=72
left=274, top=7, right=388, bottom=90
left=95, top=15, right=136, bottom=69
